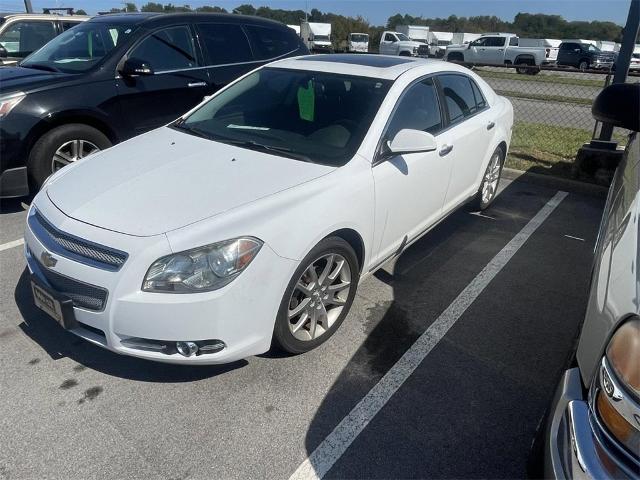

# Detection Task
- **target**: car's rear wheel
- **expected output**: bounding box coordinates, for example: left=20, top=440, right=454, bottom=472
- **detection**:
left=471, top=146, right=505, bottom=211
left=28, top=124, right=111, bottom=189
left=579, top=60, right=589, bottom=71
left=273, top=237, right=359, bottom=354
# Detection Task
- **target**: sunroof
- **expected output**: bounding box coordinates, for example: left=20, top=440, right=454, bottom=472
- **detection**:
left=298, top=54, right=415, bottom=68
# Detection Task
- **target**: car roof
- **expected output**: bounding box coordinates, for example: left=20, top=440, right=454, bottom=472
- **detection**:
left=88, top=12, right=290, bottom=29
left=270, top=54, right=459, bottom=80
left=0, top=13, right=89, bottom=20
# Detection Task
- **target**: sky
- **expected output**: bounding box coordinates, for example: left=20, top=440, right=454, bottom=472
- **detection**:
left=0, top=0, right=633, bottom=26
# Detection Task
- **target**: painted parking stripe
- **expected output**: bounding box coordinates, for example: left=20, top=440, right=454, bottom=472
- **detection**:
left=290, top=191, right=569, bottom=480
left=0, top=238, right=24, bottom=252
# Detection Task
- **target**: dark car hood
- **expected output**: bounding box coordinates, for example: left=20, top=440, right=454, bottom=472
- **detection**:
left=0, top=66, right=74, bottom=95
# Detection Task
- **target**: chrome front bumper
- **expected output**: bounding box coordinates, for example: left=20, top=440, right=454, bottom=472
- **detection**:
left=544, top=368, right=637, bottom=479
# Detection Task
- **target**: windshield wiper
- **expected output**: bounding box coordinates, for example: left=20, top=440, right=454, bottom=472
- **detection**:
left=171, top=122, right=215, bottom=141
left=222, top=139, right=313, bottom=163
left=20, top=62, right=60, bottom=73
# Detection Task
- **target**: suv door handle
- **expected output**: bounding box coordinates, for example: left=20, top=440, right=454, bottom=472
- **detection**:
left=487, top=121, right=495, bottom=130
left=439, top=144, right=453, bottom=156
left=188, top=81, right=207, bottom=88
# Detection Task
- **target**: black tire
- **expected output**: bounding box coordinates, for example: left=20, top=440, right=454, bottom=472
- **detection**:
left=578, top=60, right=589, bottom=71
left=27, top=124, right=112, bottom=189
left=470, top=146, right=505, bottom=211
left=399, top=51, right=411, bottom=57
left=446, top=53, right=464, bottom=63
left=272, top=236, right=360, bottom=354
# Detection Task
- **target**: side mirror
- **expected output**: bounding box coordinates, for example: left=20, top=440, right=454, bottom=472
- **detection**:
left=592, top=83, right=639, bottom=132
left=119, top=57, right=154, bottom=76
left=0, top=45, right=8, bottom=58
left=383, top=129, right=438, bottom=158
left=468, top=43, right=473, bottom=49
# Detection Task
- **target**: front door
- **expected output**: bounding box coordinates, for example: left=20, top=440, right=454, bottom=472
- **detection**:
left=379, top=33, right=398, bottom=56
left=481, top=36, right=506, bottom=65
left=115, top=25, right=209, bottom=137
left=372, top=77, right=452, bottom=266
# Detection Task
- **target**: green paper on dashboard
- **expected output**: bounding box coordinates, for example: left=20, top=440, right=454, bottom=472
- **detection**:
left=297, top=80, right=315, bottom=121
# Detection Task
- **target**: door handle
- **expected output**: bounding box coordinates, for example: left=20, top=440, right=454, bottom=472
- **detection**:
left=439, top=144, right=453, bottom=156
left=487, top=121, right=495, bottom=130
left=187, top=81, right=207, bottom=88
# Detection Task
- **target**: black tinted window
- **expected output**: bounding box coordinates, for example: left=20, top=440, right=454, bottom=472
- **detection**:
left=244, top=25, right=297, bottom=60
left=61, top=21, right=83, bottom=31
left=439, top=74, right=477, bottom=124
left=131, top=26, right=196, bottom=71
left=387, top=77, right=442, bottom=137
left=0, top=20, right=56, bottom=55
left=384, top=33, right=396, bottom=42
left=470, top=79, right=486, bottom=109
left=196, top=23, right=252, bottom=65
left=485, top=37, right=506, bottom=47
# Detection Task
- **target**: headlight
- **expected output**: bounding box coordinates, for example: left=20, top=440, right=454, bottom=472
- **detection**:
left=142, top=237, right=263, bottom=293
left=606, top=318, right=640, bottom=397
left=0, top=91, right=26, bottom=118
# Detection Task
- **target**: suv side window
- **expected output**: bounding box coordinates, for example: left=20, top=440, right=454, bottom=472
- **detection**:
left=438, top=74, right=477, bottom=124
left=130, top=26, right=197, bottom=72
left=196, top=23, right=252, bottom=65
left=244, top=25, right=297, bottom=60
left=386, top=77, right=443, bottom=139
left=0, top=20, right=56, bottom=55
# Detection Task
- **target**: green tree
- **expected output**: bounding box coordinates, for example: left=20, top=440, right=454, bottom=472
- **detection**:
left=140, top=2, right=164, bottom=12
left=75, top=8, right=87, bottom=15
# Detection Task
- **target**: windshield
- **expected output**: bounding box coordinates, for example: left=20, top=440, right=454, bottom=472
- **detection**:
left=350, top=34, right=368, bottom=43
left=314, top=35, right=330, bottom=41
left=395, top=33, right=410, bottom=41
left=21, top=22, right=136, bottom=73
left=176, top=67, right=392, bottom=166
left=586, top=44, right=601, bottom=53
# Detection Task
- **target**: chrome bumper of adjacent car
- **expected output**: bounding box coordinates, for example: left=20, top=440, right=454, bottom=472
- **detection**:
left=544, top=367, right=637, bottom=479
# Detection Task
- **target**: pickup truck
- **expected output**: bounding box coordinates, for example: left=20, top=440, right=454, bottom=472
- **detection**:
left=379, top=31, right=429, bottom=57
left=445, top=33, right=556, bottom=74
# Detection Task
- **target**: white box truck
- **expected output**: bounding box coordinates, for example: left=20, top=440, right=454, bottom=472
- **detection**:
left=301, top=22, right=332, bottom=53
left=348, top=33, right=369, bottom=53
left=396, top=25, right=429, bottom=44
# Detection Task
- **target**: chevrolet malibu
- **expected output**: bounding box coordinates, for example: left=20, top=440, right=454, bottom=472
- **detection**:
left=24, top=54, right=513, bottom=364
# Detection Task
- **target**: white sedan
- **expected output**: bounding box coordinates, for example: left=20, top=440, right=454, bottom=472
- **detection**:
left=24, top=54, right=513, bottom=364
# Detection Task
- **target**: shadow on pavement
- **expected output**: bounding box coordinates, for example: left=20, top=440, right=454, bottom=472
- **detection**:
left=301, top=172, right=603, bottom=478
left=14, top=269, right=247, bottom=382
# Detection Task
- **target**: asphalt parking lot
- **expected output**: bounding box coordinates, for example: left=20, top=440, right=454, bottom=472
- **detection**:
left=0, top=172, right=605, bottom=479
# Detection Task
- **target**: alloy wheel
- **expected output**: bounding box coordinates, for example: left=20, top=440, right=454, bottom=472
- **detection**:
left=287, top=253, right=352, bottom=342
left=52, top=139, right=100, bottom=173
left=481, top=151, right=502, bottom=205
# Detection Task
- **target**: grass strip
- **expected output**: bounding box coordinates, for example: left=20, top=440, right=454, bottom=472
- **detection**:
left=496, top=90, right=593, bottom=105
left=477, top=69, right=605, bottom=87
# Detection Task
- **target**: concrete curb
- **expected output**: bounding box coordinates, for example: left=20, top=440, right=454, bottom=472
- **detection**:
left=502, top=168, right=608, bottom=198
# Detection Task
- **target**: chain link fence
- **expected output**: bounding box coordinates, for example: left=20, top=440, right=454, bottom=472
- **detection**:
left=466, top=63, right=640, bottom=178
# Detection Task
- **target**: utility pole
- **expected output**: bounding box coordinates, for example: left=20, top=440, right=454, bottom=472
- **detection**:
left=599, top=0, right=640, bottom=141
left=24, top=0, right=34, bottom=13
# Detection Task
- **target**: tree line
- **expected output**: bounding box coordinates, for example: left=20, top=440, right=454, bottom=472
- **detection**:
left=79, top=2, right=628, bottom=48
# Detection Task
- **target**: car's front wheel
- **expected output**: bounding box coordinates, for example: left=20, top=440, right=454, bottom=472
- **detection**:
left=28, top=124, right=112, bottom=189
left=273, top=237, right=359, bottom=354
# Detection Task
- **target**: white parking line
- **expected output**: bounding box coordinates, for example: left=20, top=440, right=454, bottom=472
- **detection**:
left=289, top=191, right=569, bottom=480
left=0, top=238, right=24, bottom=252
left=564, top=234, right=585, bottom=242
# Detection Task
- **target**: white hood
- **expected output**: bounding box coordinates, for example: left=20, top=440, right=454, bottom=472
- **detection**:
left=46, top=127, right=335, bottom=237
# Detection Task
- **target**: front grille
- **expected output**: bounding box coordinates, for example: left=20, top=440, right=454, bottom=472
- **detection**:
left=39, top=264, right=108, bottom=311
left=417, top=45, right=430, bottom=56
left=29, top=209, right=127, bottom=271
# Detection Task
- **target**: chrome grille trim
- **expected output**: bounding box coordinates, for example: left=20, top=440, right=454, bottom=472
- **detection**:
left=28, top=208, right=128, bottom=271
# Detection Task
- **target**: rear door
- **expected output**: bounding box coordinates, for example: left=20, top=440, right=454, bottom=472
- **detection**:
left=195, top=22, right=255, bottom=94
left=436, top=73, right=493, bottom=210
left=115, top=24, right=209, bottom=135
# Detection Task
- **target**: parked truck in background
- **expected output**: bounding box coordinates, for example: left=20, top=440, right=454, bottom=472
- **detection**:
left=556, top=41, right=617, bottom=71
left=427, top=31, right=453, bottom=57
left=301, top=21, right=332, bottom=53
left=379, top=31, right=428, bottom=57
left=445, top=33, right=556, bottom=74
left=347, top=32, right=369, bottom=53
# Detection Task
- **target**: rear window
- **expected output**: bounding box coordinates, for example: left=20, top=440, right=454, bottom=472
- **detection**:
left=438, top=74, right=478, bottom=124
left=244, top=25, right=298, bottom=60
left=130, top=26, right=196, bottom=72
left=196, top=23, right=252, bottom=65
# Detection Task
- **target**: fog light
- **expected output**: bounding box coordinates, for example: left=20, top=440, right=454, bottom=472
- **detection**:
left=176, top=341, right=198, bottom=357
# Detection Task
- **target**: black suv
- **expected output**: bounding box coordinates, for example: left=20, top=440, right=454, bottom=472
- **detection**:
left=556, top=41, right=617, bottom=71
left=0, top=12, right=307, bottom=197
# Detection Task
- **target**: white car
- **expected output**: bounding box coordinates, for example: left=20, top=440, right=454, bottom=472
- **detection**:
left=24, top=54, right=513, bottom=364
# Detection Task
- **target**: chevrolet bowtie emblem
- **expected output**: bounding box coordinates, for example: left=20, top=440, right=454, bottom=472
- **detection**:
left=40, top=251, right=57, bottom=268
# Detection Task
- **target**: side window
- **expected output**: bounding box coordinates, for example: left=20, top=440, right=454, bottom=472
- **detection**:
left=472, top=38, right=487, bottom=47
left=0, top=20, right=56, bottom=55
left=384, top=33, right=396, bottom=42
left=196, top=23, right=252, bottom=65
left=508, top=36, right=518, bottom=46
left=470, top=79, right=487, bottom=110
left=486, top=37, right=506, bottom=47
left=61, top=21, right=82, bottom=31
left=130, top=26, right=196, bottom=71
left=438, top=74, right=477, bottom=124
left=386, top=77, right=442, bottom=139
left=244, top=25, right=297, bottom=60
